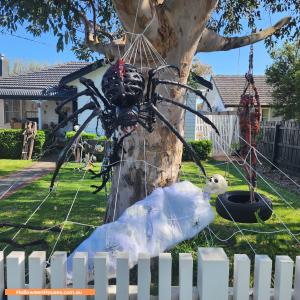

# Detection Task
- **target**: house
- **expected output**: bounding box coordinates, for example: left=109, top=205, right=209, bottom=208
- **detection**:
left=0, top=54, right=199, bottom=140
left=0, top=54, right=107, bottom=133
left=205, top=75, right=282, bottom=121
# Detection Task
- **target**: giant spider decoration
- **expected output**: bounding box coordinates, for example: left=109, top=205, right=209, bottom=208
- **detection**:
left=50, top=59, right=219, bottom=193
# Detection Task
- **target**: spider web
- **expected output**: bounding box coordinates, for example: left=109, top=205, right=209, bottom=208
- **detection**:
left=1, top=3, right=300, bottom=281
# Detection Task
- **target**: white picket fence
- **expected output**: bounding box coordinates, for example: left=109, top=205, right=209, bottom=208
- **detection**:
left=196, top=111, right=240, bottom=156
left=1, top=247, right=300, bottom=300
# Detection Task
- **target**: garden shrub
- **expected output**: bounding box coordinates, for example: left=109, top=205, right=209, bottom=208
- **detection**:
left=0, top=129, right=47, bottom=159
left=182, top=140, right=212, bottom=161
left=65, top=131, right=107, bottom=162
left=66, top=131, right=106, bottom=142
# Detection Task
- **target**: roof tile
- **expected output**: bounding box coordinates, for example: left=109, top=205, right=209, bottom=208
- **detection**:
left=212, top=75, right=273, bottom=107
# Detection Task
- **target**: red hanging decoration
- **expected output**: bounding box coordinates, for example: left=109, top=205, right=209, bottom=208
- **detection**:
left=237, top=45, right=261, bottom=200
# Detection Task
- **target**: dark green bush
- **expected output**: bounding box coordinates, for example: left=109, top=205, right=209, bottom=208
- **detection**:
left=182, top=140, right=212, bottom=161
left=0, top=129, right=47, bottom=159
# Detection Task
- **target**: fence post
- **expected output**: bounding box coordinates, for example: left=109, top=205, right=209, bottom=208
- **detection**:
left=233, top=254, right=250, bottom=300
left=6, top=251, right=25, bottom=300
left=159, top=253, right=172, bottom=300
left=0, top=252, right=4, bottom=300
left=138, top=253, right=151, bottom=300
left=197, top=247, right=229, bottom=300
left=179, top=253, right=193, bottom=300
left=50, top=252, right=67, bottom=300
left=116, top=252, right=129, bottom=300
left=73, top=252, right=88, bottom=300
left=294, top=257, right=300, bottom=299
left=29, top=251, right=46, bottom=300
left=253, top=255, right=272, bottom=300
left=271, top=122, right=281, bottom=167
left=94, top=252, right=108, bottom=300
left=274, top=256, right=293, bottom=300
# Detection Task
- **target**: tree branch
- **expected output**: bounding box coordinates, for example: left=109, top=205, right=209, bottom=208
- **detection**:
left=197, top=16, right=291, bottom=52
left=78, top=9, right=124, bottom=59
left=112, top=0, right=155, bottom=33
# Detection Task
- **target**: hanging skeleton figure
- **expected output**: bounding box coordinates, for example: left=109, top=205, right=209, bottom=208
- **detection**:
left=50, top=59, right=219, bottom=193
left=237, top=46, right=261, bottom=202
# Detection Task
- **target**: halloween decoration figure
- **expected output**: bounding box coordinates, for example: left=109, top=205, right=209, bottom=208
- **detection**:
left=216, top=45, right=273, bottom=223
left=50, top=59, right=219, bottom=193
left=63, top=175, right=227, bottom=281
left=204, top=174, right=228, bottom=196
left=72, top=124, right=84, bottom=163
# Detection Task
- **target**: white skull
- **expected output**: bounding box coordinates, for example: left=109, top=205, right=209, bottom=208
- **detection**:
left=74, top=125, right=80, bottom=132
left=204, top=174, right=228, bottom=195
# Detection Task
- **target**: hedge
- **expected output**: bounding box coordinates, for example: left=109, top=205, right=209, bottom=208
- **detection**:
left=182, top=140, right=212, bottom=161
left=66, top=131, right=106, bottom=142
left=66, top=131, right=107, bottom=162
left=0, top=129, right=47, bottom=159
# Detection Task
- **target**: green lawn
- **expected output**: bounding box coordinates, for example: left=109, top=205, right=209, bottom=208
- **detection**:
left=0, top=160, right=299, bottom=285
left=0, top=159, right=33, bottom=176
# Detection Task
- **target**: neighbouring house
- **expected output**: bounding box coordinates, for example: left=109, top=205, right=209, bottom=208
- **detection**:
left=0, top=54, right=107, bottom=133
left=205, top=75, right=282, bottom=122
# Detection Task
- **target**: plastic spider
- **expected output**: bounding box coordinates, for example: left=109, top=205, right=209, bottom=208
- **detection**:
left=50, top=59, right=219, bottom=193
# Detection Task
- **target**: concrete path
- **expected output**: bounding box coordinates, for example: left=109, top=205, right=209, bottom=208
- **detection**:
left=0, top=161, right=56, bottom=199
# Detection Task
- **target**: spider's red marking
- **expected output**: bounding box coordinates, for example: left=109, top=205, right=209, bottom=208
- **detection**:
left=113, top=58, right=126, bottom=80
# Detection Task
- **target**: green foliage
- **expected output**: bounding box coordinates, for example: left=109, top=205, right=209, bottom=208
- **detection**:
left=0, top=1, right=298, bottom=60
left=65, top=131, right=106, bottom=141
left=210, top=1, right=299, bottom=49
left=265, top=41, right=300, bottom=120
left=66, top=131, right=107, bottom=161
left=182, top=140, right=212, bottom=161
left=0, top=0, right=119, bottom=60
left=0, top=129, right=47, bottom=159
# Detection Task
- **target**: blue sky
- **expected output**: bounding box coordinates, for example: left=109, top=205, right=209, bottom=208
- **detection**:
left=0, top=12, right=287, bottom=76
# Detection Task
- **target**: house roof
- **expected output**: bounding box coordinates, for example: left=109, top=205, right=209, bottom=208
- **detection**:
left=0, top=60, right=105, bottom=100
left=212, top=75, right=273, bottom=107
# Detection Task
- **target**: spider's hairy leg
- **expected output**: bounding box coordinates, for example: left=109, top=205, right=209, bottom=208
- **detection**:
left=52, top=102, right=97, bottom=133
left=80, top=77, right=112, bottom=109
left=50, top=109, right=99, bottom=191
left=150, top=103, right=207, bottom=177
left=146, top=65, right=180, bottom=101
left=151, top=79, right=212, bottom=111
left=157, top=95, right=220, bottom=135
left=55, top=89, right=92, bottom=115
left=90, top=132, right=132, bottom=194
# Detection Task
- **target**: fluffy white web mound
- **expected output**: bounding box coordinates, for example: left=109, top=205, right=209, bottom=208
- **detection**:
left=66, top=180, right=215, bottom=280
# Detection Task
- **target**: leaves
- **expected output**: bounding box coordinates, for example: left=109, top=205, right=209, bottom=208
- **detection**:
left=0, top=0, right=298, bottom=59
left=265, top=41, right=300, bottom=120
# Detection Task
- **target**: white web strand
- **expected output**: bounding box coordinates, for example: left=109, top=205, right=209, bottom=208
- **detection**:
left=238, top=134, right=300, bottom=189
left=214, top=138, right=300, bottom=245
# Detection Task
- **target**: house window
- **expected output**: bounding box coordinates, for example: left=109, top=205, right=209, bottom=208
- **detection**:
left=4, top=100, right=21, bottom=123
left=261, top=108, right=269, bottom=121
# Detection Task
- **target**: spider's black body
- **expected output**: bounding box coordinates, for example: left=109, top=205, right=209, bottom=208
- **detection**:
left=50, top=59, right=219, bottom=193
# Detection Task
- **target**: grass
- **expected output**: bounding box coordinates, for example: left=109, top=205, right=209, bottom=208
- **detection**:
left=0, top=159, right=33, bottom=176
left=0, top=159, right=299, bottom=286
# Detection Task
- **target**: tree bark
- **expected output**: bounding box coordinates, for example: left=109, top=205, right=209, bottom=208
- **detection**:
left=105, top=0, right=218, bottom=222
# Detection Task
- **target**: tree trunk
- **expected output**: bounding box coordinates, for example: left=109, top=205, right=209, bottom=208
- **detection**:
left=105, top=0, right=218, bottom=222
